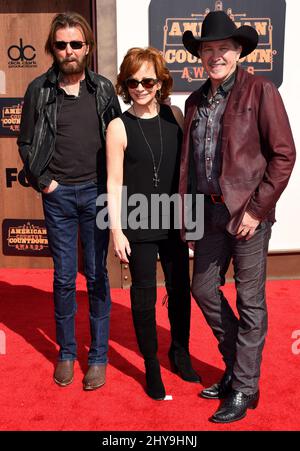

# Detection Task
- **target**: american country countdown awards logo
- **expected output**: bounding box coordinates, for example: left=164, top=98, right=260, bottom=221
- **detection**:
left=2, top=219, right=50, bottom=257
left=7, top=38, right=37, bottom=68
left=0, top=99, right=23, bottom=136
left=149, top=0, right=286, bottom=91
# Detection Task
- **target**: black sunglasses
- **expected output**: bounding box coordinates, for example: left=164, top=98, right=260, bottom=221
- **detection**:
left=54, top=41, right=86, bottom=50
left=126, top=78, right=159, bottom=89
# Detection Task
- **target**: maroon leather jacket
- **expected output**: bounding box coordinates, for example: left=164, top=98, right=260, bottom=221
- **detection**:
left=179, top=66, right=296, bottom=237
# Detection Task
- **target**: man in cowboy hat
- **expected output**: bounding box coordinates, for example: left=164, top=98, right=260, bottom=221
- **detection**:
left=180, top=10, right=296, bottom=423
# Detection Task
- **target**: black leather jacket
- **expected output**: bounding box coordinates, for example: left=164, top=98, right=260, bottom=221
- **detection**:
left=18, top=64, right=121, bottom=191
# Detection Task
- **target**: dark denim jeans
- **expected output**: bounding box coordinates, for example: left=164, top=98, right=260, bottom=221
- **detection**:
left=191, top=199, right=272, bottom=395
left=42, top=181, right=111, bottom=365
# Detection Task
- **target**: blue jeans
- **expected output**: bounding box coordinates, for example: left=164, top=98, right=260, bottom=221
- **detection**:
left=42, top=181, right=111, bottom=365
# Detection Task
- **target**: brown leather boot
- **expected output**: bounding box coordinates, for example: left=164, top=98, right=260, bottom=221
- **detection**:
left=83, top=364, right=107, bottom=391
left=54, top=360, right=74, bottom=386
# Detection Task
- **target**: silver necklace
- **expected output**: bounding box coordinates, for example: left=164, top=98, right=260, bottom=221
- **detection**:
left=132, top=105, right=163, bottom=188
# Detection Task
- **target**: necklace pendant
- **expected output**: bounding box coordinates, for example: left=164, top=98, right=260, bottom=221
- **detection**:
left=153, top=173, right=160, bottom=187
left=133, top=105, right=163, bottom=190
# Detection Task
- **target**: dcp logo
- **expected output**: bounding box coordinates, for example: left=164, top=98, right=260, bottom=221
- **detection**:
left=7, top=38, right=36, bottom=61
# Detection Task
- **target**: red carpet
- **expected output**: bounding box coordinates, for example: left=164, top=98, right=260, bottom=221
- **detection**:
left=0, top=269, right=299, bottom=431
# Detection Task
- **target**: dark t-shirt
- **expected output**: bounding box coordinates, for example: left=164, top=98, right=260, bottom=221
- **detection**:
left=49, top=79, right=102, bottom=184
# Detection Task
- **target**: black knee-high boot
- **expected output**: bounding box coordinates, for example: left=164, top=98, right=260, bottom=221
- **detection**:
left=130, top=286, right=166, bottom=400
left=166, top=284, right=201, bottom=383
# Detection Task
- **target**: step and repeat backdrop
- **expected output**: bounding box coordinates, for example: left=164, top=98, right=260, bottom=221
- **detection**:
left=1, top=0, right=299, bottom=275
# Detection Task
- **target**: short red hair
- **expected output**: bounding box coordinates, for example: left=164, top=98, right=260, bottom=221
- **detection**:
left=116, top=47, right=173, bottom=104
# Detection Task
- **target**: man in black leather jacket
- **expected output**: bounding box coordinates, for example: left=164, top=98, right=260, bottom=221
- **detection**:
left=18, top=12, right=121, bottom=390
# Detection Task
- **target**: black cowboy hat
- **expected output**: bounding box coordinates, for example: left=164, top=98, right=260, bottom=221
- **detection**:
left=183, top=10, right=258, bottom=58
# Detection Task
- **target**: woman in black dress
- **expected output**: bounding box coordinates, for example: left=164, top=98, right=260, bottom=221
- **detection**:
left=106, top=47, right=200, bottom=400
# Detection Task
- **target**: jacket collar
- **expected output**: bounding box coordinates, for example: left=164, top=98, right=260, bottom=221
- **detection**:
left=223, top=66, right=248, bottom=113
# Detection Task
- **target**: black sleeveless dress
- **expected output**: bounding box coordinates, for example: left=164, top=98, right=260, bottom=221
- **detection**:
left=120, top=104, right=183, bottom=242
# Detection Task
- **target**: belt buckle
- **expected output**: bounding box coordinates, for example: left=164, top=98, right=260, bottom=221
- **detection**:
left=210, top=194, right=224, bottom=204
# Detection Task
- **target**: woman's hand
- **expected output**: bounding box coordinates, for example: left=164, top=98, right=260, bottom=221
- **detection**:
left=112, top=230, right=131, bottom=263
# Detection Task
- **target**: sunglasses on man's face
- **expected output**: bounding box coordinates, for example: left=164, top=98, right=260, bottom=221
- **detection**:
left=54, top=41, right=86, bottom=51
left=126, top=78, right=159, bottom=89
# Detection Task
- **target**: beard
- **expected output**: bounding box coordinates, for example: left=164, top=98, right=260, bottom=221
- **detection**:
left=55, top=54, right=87, bottom=75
